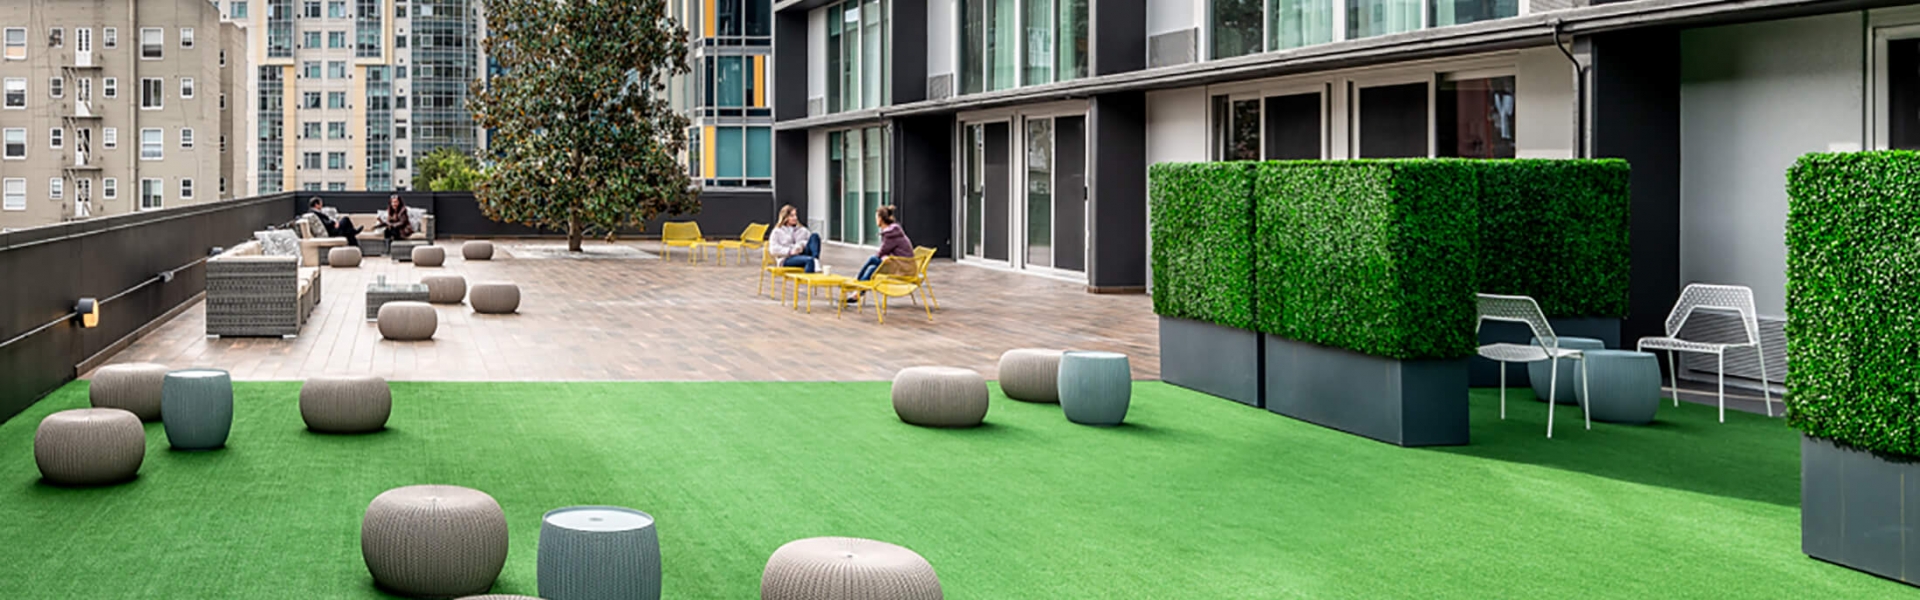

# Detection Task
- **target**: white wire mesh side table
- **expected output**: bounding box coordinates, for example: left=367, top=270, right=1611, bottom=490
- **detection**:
left=366, top=282, right=429, bottom=321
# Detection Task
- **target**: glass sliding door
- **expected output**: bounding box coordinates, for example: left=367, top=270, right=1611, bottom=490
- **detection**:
left=961, top=114, right=1085, bottom=274
left=863, top=127, right=885, bottom=244
left=826, top=125, right=892, bottom=245
left=984, top=122, right=1011, bottom=261
left=828, top=131, right=844, bottom=239
left=963, top=124, right=987, bottom=259
left=1436, top=75, right=1515, bottom=158
left=1052, top=116, right=1086, bottom=272
left=841, top=131, right=862, bottom=241
left=1025, top=119, right=1054, bottom=268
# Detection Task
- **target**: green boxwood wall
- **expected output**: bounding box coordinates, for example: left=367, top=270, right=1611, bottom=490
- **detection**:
left=1253, top=161, right=1480, bottom=360
left=1475, top=159, right=1632, bottom=318
left=1149, top=162, right=1257, bottom=330
left=1785, top=151, right=1920, bottom=457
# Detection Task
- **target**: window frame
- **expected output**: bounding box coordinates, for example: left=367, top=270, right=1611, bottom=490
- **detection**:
left=2, top=77, right=24, bottom=109
left=2, top=127, right=25, bottom=159
left=103, top=77, right=117, bottom=99
left=180, top=27, right=195, bottom=49
left=49, top=177, right=63, bottom=201
left=103, top=177, right=117, bottom=199
left=1, top=178, right=24, bottom=211
left=180, top=177, right=194, bottom=200
left=140, top=27, right=164, bottom=60
left=103, top=127, right=117, bottom=149
left=180, top=127, right=195, bottom=149
left=3, top=28, right=25, bottom=61
left=140, top=77, right=163, bottom=109
left=49, top=76, right=63, bottom=99
left=139, top=178, right=164, bottom=211
left=139, top=127, right=164, bottom=160
left=180, top=77, right=195, bottom=99
left=104, top=28, right=117, bottom=49
left=49, top=127, right=62, bottom=150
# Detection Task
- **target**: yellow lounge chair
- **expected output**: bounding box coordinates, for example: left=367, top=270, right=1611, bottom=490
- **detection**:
left=661, top=222, right=705, bottom=263
left=873, top=246, right=939, bottom=310
left=760, top=247, right=805, bottom=299
left=715, top=223, right=769, bottom=266
left=837, top=256, right=932, bottom=324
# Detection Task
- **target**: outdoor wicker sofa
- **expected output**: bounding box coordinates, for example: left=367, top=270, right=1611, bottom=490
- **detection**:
left=205, top=241, right=322, bottom=338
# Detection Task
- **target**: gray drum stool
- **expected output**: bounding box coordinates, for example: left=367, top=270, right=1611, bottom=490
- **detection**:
left=413, top=245, right=447, bottom=267
left=539, top=506, right=662, bottom=600
left=470, top=283, right=520, bottom=315
left=1581, top=350, right=1662, bottom=424
left=424, top=275, right=467, bottom=304
left=998, top=348, right=1063, bottom=403
left=1530, top=336, right=1605, bottom=405
left=379, top=301, right=438, bottom=341
left=463, top=241, right=494, bottom=261
left=35, top=408, right=145, bottom=486
left=329, top=246, right=363, bottom=268
left=761, top=537, right=942, bottom=600
left=162, top=369, right=233, bottom=450
left=891, top=366, right=989, bottom=428
left=300, top=376, right=392, bottom=433
left=362, top=485, right=509, bottom=598
left=90, top=362, right=169, bottom=421
left=1059, top=351, right=1132, bottom=426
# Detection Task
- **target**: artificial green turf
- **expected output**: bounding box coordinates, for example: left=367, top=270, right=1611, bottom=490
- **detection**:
left=0, top=381, right=1907, bottom=599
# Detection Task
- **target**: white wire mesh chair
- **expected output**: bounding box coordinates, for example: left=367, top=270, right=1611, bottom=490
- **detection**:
left=1476, top=294, right=1591, bottom=438
left=1635, top=284, right=1772, bottom=423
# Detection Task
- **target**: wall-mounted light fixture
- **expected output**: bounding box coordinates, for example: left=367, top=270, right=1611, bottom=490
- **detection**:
left=74, top=298, right=99, bottom=329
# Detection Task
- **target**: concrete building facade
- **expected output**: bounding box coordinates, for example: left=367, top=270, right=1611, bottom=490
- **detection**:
left=0, top=0, right=250, bottom=230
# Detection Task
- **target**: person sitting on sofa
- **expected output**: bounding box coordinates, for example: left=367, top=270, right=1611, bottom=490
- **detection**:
left=378, top=195, right=415, bottom=242
left=307, top=197, right=361, bottom=246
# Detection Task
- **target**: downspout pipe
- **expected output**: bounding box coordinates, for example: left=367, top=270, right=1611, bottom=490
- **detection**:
left=1553, top=19, right=1589, bottom=159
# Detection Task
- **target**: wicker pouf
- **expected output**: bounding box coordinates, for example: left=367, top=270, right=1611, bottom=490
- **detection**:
left=413, top=245, right=447, bottom=267
left=89, top=362, right=169, bottom=421
left=425, top=275, right=467, bottom=305
left=378, top=301, right=438, bottom=341
left=539, top=506, right=662, bottom=600
left=470, top=283, right=520, bottom=315
left=997, top=349, right=1064, bottom=403
left=463, top=241, right=494, bottom=261
left=1058, top=351, right=1132, bottom=426
left=162, top=369, right=234, bottom=450
left=761, top=537, right=942, bottom=600
left=891, top=366, right=989, bottom=428
left=362, top=485, right=509, bottom=598
left=300, top=376, right=392, bottom=433
left=35, top=408, right=145, bottom=486
left=329, top=246, right=364, bottom=268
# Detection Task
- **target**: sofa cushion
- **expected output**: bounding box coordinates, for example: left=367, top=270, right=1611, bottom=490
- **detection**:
left=255, top=230, right=302, bottom=258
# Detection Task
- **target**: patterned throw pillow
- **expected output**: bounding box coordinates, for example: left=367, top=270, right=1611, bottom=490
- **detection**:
left=254, top=230, right=301, bottom=257
left=406, top=207, right=427, bottom=233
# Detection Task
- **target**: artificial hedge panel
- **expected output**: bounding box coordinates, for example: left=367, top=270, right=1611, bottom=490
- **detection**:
left=1149, top=162, right=1258, bottom=330
left=1474, top=159, right=1632, bottom=317
left=1785, top=151, right=1920, bottom=457
left=1253, top=161, right=1480, bottom=360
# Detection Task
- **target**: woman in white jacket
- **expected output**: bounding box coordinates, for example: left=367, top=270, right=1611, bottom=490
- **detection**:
left=767, top=205, right=820, bottom=273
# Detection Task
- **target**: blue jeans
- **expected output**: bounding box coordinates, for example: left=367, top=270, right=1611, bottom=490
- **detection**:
left=857, top=255, right=884, bottom=281
left=780, top=233, right=821, bottom=273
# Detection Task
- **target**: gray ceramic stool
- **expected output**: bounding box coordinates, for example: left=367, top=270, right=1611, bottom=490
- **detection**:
left=90, top=362, right=169, bottom=421
left=330, top=246, right=363, bottom=268
left=414, top=245, right=448, bottom=267
left=891, top=367, right=989, bottom=427
left=998, top=348, right=1063, bottom=403
left=539, top=506, right=662, bottom=600
left=470, top=283, right=521, bottom=315
left=362, top=485, right=509, bottom=598
left=35, top=408, right=145, bottom=486
left=162, top=369, right=233, bottom=450
left=1530, top=336, right=1605, bottom=405
left=300, top=375, right=392, bottom=433
left=379, top=301, right=438, bottom=341
left=1581, top=350, right=1661, bottom=424
left=1058, top=351, right=1132, bottom=426
left=463, top=241, right=494, bottom=260
left=761, top=537, right=942, bottom=600
left=425, top=275, right=467, bottom=304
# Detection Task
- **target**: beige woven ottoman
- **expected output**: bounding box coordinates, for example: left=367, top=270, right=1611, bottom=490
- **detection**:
left=413, top=245, right=447, bottom=267
left=892, top=367, right=989, bottom=428
left=997, top=348, right=1064, bottom=403
left=761, top=537, right=942, bottom=600
left=362, top=485, right=509, bottom=598
left=90, top=362, right=169, bottom=421
left=424, top=275, right=467, bottom=304
left=35, top=408, right=145, bottom=486
left=462, top=241, right=494, bottom=261
left=378, top=301, right=438, bottom=341
left=300, top=376, right=392, bottom=433
left=329, top=246, right=363, bottom=268
left=470, top=283, right=520, bottom=315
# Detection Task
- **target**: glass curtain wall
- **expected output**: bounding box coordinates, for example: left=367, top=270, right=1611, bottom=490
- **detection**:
left=825, top=0, right=886, bottom=113
left=1431, top=0, right=1516, bottom=27
left=827, top=125, right=891, bottom=244
left=962, top=0, right=1083, bottom=92
left=1347, top=0, right=1421, bottom=39
left=1270, top=0, right=1333, bottom=50
left=1212, top=0, right=1263, bottom=59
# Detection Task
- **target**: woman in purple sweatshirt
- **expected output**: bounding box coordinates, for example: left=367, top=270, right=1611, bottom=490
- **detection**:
left=849, top=205, right=914, bottom=301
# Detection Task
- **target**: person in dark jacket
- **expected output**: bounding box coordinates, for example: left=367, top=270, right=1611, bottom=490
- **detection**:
left=379, top=195, right=415, bottom=242
left=308, top=197, right=360, bottom=246
left=848, top=205, right=913, bottom=302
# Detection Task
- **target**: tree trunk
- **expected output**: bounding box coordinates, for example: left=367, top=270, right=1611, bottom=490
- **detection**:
left=567, top=217, right=583, bottom=252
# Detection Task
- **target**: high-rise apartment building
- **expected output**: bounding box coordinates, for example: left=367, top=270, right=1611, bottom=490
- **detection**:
left=672, top=0, right=773, bottom=192
left=0, top=0, right=250, bottom=230
left=222, top=0, right=484, bottom=194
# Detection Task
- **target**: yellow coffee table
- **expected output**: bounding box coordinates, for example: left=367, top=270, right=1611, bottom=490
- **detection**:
left=786, top=273, right=851, bottom=313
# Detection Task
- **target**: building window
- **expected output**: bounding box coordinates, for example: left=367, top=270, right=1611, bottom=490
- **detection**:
left=49, top=76, right=63, bottom=99
left=303, top=92, right=321, bottom=108
left=103, top=177, right=118, bottom=200
left=140, top=128, right=163, bottom=159
left=1347, top=0, right=1422, bottom=39
left=105, top=27, right=117, bottom=48
left=821, top=126, right=890, bottom=243
left=3, top=28, right=24, bottom=60
left=328, top=0, right=347, bottom=18
left=1436, top=75, right=1516, bottom=158
left=103, top=77, right=117, bottom=98
left=302, top=61, right=321, bottom=79
left=2, top=128, right=23, bottom=159
left=304, top=182, right=322, bottom=191
left=220, top=134, right=227, bottom=152
left=140, top=78, right=163, bottom=109
left=328, top=31, right=346, bottom=48
left=220, top=92, right=227, bottom=110
left=327, top=151, right=346, bottom=169
left=181, top=28, right=195, bottom=48
left=77, top=77, right=90, bottom=100
left=824, top=0, right=889, bottom=112
left=327, top=182, right=347, bottom=191
left=327, top=121, right=347, bottom=139
left=50, top=177, right=62, bottom=200
left=302, top=152, right=321, bottom=169
left=140, top=178, right=163, bottom=210
left=232, top=1, right=250, bottom=18
left=304, top=0, right=322, bottom=18
left=2, top=179, right=23, bottom=210
left=220, top=177, right=227, bottom=195
left=396, top=155, right=407, bottom=169
left=327, top=61, right=347, bottom=79
left=220, top=50, right=227, bottom=66
left=327, top=91, right=346, bottom=109
left=303, top=31, right=321, bottom=48
left=180, top=77, right=195, bottom=99
left=103, top=127, right=117, bottom=149
left=3, top=78, right=24, bottom=108
left=302, top=121, right=321, bottom=138
left=180, top=178, right=194, bottom=199
left=1432, top=0, right=1517, bottom=28
left=140, top=28, right=163, bottom=59
left=49, top=28, right=63, bottom=47
left=49, top=127, right=62, bottom=149
left=180, top=127, right=195, bottom=148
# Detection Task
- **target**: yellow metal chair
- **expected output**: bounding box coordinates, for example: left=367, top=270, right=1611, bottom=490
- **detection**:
left=660, top=222, right=707, bottom=263
left=760, top=247, right=805, bottom=299
left=715, top=223, right=769, bottom=266
left=837, top=256, right=932, bottom=324
left=873, top=246, right=939, bottom=310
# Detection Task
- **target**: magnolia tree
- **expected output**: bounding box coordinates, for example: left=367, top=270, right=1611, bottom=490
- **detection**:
left=471, top=0, right=699, bottom=251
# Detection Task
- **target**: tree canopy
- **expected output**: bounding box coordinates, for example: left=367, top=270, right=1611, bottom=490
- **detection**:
left=418, top=147, right=483, bottom=192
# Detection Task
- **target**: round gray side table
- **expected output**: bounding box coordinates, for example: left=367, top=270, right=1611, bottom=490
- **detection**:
left=1529, top=336, right=1604, bottom=405
left=1058, top=351, right=1131, bottom=426
left=1581, top=349, right=1662, bottom=424
left=162, top=369, right=233, bottom=450
left=539, top=506, right=661, bottom=600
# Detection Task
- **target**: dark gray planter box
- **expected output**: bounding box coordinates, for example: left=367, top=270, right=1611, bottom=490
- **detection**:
left=1158, top=316, right=1262, bottom=408
left=1471, top=317, right=1621, bottom=387
left=1264, top=335, right=1469, bottom=447
left=1802, top=435, right=1920, bottom=586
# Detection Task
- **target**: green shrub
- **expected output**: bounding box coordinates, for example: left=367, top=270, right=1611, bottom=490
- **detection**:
left=1253, top=161, right=1480, bottom=360
left=1149, top=162, right=1257, bottom=330
left=1474, top=160, right=1632, bottom=317
left=1785, top=150, right=1920, bottom=457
